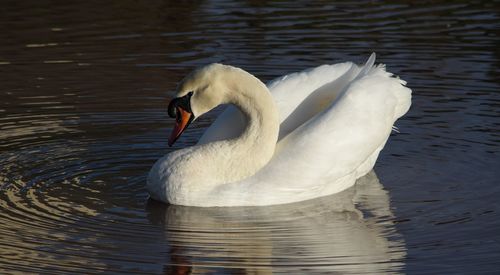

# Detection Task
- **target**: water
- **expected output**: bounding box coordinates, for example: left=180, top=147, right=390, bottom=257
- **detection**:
left=1, top=1, right=499, bottom=274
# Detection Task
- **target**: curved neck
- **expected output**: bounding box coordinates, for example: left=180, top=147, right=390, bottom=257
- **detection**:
left=225, top=69, right=278, bottom=150
left=195, top=68, right=279, bottom=185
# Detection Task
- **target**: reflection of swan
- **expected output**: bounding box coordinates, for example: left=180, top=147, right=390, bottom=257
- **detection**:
left=147, top=171, right=406, bottom=274
left=148, top=54, right=411, bottom=206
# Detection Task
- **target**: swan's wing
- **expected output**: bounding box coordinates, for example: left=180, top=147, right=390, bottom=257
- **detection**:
left=277, top=53, right=375, bottom=138
left=268, top=60, right=362, bottom=127
left=210, top=64, right=411, bottom=206
left=197, top=57, right=370, bottom=145
left=267, top=65, right=411, bottom=191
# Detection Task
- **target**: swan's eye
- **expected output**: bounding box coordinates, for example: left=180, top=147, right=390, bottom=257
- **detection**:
left=188, top=91, right=193, bottom=96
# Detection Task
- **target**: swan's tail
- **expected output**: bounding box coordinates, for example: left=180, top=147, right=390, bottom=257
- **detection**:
left=358, top=53, right=412, bottom=120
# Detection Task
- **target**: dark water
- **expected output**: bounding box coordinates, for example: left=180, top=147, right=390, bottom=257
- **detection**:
left=1, top=0, right=499, bottom=274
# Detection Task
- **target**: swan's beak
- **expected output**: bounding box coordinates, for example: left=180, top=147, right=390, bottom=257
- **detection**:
left=168, top=106, right=194, bottom=146
left=167, top=93, right=194, bottom=146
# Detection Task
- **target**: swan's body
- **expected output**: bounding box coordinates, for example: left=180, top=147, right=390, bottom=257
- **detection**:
left=148, top=53, right=411, bottom=207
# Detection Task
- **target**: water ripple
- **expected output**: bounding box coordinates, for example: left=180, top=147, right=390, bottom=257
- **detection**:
left=0, top=0, right=499, bottom=273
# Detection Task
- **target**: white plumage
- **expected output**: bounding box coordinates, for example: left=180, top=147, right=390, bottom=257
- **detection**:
left=148, top=53, right=411, bottom=207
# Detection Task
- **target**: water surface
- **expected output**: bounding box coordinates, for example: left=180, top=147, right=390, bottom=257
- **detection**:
left=1, top=1, right=499, bottom=274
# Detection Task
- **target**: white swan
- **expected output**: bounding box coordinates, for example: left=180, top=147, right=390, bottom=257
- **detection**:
left=147, top=53, right=411, bottom=207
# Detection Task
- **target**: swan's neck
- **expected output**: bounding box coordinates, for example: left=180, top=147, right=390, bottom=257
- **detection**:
left=177, top=68, right=279, bottom=194
left=225, top=70, right=279, bottom=156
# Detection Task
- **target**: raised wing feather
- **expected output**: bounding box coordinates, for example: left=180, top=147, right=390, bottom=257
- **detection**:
left=277, top=53, right=375, bottom=139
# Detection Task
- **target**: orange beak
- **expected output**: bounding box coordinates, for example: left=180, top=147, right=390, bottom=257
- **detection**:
left=168, top=106, right=194, bottom=146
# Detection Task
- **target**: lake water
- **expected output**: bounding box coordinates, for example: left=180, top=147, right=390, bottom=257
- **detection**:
left=1, top=1, right=499, bottom=274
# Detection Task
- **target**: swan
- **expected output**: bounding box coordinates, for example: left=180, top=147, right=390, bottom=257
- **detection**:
left=147, top=53, right=411, bottom=207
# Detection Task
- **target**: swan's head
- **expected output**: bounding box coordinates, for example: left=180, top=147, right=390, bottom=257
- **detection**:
left=167, top=63, right=230, bottom=146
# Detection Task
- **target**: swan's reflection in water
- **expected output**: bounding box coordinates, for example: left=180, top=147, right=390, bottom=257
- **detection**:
left=147, top=171, right=406, bottom=274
